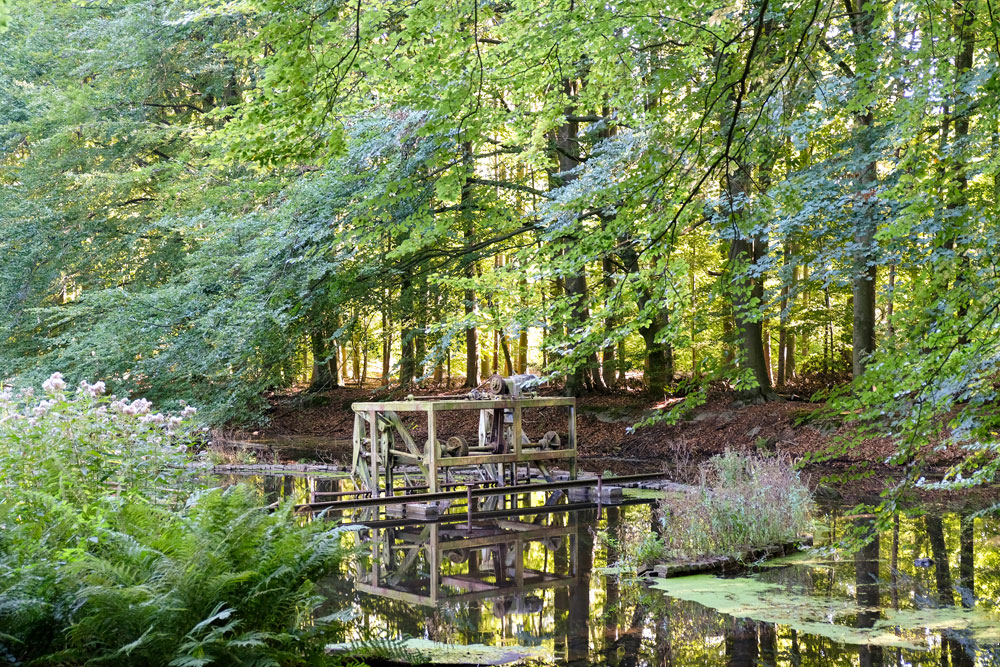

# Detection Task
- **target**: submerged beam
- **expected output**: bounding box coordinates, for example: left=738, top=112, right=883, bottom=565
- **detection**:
left=295, top=472, right=666, bottom=512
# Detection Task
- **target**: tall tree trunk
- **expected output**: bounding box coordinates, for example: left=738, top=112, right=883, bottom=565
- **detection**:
left=641, top=313, right=673, bottom=399
left=777, top=243, right=793, bottom=386
left=729, top=232, right=775, bottom=399
left=351, top=326, right=361, bottom=382
left=724, top=158, right=776, bottom=400
left=500, top=330, right=514, bottom=375
left=619, top=243, right=672, bottom=398
left=461, top=142, right=480, bottom=388
left=517, top=329, right=528, bottom=373
left=399, top=277, right=416, bottom=386
left=602, top=255, right=617, bottom=386
left=309, top=330, right=331, bottom=390
left=552, top=83, right=601, bottom=395
left=414, top=281, right=427, bottom=380
left=762, top=319, right=773, bottom=386
left=845, top=0, right=880, bottom=377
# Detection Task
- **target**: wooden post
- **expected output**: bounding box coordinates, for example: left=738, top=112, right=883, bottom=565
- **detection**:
left=429, top=523, right=440, bottom=604
left=568, top=403, right=578, bottom=480
left=368, top=409, right=379, bottom=497
left=513, top=404, right=523, bottom=456
left=427, top=405, right=438, bottom=493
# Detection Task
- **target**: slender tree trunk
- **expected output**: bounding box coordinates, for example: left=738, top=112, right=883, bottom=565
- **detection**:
left=381, top=302, right=392, bottom=381
left=777, top=244, right=793, bottom=386
left=461, top=142, right=480, bottom=388
left=845, top=0, right=879, bottom=377
left=617, top=339, right=626, bottom=385
left=554, top=94, right=586, bottom=395
left=689, top=248, right=699, bottom=379
left=399, top=277, right=416, bottom=386
left=517, top=330, right=528, bottom=373
left=414, top=282, right=427, bottom=380
left=492, top=329, right=499, bottom=376
left=500, top=330, right=514, bottom=375
left=762, top=319, right=773, bottom=386
left=602, top=255, right=617, bottom=386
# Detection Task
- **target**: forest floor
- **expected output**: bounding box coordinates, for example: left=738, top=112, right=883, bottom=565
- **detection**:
left=219, top=380, right=977, bottom=506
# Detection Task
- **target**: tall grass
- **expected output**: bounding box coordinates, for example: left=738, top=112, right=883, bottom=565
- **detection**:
left=0, top=375, right=351, bottom=665
left=659, top=450, right=813, bottom=560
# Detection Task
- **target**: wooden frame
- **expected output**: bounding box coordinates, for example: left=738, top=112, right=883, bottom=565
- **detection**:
left=351, top=397, right=578, bottom=495
left=355, top=519, right=578, bottom=607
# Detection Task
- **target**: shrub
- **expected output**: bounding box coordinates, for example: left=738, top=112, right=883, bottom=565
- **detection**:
left=658, top=450, right=813, bottom=560
left=0, top=375, right=349, bottom=665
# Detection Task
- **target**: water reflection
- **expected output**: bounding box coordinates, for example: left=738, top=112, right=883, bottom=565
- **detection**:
left=224, top=472, right=1000, bottom=666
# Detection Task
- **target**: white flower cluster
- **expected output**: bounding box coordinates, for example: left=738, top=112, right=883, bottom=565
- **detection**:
left=42, top=372, right=67, bottom=394
left=110, top=397, right=152, bottom=416
left=78, top=380, right=106, bottom=398
left=33, top=399, right=55, bottom=416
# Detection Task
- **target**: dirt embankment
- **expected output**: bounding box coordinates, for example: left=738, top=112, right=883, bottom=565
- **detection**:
left=217, top=383, right=971, bottom=500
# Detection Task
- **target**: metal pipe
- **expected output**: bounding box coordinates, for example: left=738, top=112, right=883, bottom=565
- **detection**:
left=295, top=472, right=664, bottom=512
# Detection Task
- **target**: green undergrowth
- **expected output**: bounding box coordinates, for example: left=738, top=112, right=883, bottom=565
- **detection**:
left=654, top=450, right=814, bottom=562
left=0, top=376, right=356, bottom=665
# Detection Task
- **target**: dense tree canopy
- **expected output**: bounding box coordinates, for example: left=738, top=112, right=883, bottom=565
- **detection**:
left=3, top=0, right=1000, bottom=497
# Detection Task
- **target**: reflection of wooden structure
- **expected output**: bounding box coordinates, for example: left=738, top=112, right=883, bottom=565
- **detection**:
left=356, top=518, right=579, bottom=608
left=351, top=385, right=577, bottom=495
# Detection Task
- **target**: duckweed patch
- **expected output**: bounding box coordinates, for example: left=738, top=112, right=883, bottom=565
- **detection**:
left=650, top=572, right=1000, bottom=650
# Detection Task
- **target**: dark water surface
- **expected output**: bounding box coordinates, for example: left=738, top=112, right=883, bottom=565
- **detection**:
left=222, top=472, right=1000, bottom=666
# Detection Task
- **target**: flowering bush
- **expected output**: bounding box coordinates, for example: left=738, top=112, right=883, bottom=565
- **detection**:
left=0, top=373, right=201, bottom=504
left=0, top=374, right=350, bottom=665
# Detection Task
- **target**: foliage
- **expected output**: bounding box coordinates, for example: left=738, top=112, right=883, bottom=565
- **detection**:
left=2, top=0, right=1000, bottom=508
left=0, top=375, right=350, bottom=665
left=658, top=451, right=813, bottom=560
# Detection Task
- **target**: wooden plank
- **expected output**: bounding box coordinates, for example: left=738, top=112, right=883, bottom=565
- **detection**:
left=513, top=404, right=522, bottom=457
left=367, top=409, right=379, bottom=497
left=437, top=525, right=573, bottom=551
left=355, top=582, right=434, bottom=607
left=426, top=406, right=438, bottom=493
left=437, top=449, right=577, bottom=467
left=568, top=404, right=578, bottom=480
left=352, top=397, right=575, bottom=412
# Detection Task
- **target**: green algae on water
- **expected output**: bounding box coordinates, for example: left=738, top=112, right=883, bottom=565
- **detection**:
left=649, top=573, right=1000, bottom=650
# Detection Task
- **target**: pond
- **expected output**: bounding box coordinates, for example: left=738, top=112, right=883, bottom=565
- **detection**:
left=220, top=472, right=1000, bottom=666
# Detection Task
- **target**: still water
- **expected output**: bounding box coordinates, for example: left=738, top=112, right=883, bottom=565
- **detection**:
left=222, top=472, right=1000, bottom=666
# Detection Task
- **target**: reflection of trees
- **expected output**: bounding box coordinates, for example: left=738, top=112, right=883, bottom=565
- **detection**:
left=603, top=507, right=620, bottom=667
left=724, top=619, right=758, bottom=667
left=925, top=514, right=976, bottom=667
left=958, top=514, right=975, bottom=608
left=568, top=509, right=595, bottom=665
left=854, top=516, right=883, bottom=667
left=926, top=515, right=954, bottom=606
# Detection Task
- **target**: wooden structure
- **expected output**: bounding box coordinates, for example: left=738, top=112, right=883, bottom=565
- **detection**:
left=350, top=376, right=577, bottom=495
left=356, top=517, right=580, bottom=608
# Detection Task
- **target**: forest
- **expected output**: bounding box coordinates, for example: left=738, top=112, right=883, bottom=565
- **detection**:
left=2, top=0, right=1000, bottom=664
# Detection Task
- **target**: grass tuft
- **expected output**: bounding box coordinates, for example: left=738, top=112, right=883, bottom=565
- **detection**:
left=657, top=449, right=813, bottom=560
